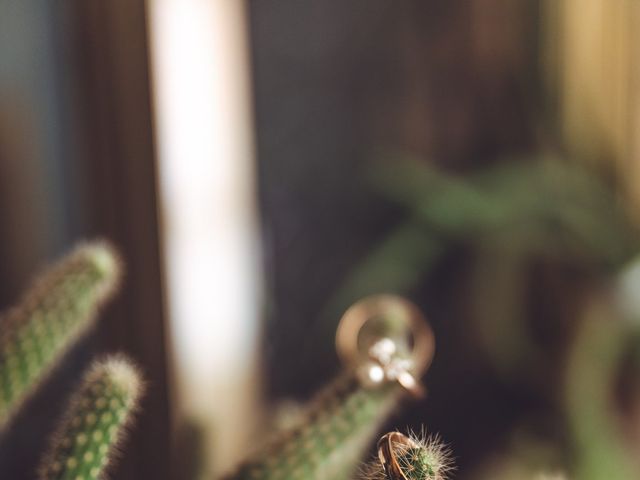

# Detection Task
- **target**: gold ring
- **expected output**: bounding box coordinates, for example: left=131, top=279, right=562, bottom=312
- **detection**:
left=335, top=294, right=435, bottom=379
left=377, top=431, right=419, bottom=480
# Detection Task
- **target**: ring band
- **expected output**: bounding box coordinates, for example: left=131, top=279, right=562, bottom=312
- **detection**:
left=377, top=431, right=419, bottom=480
left=335, top=294, right=435, bottom=393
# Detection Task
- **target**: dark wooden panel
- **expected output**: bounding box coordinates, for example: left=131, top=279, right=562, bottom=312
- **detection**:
left=67, top=1, right=172, bottom=479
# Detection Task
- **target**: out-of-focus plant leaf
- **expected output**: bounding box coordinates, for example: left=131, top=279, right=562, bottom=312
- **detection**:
left=369, top=156, right=638, bottom=269
left=565, top=298, right=637, bottom=480
left=329, top=155, right=639, bottom=373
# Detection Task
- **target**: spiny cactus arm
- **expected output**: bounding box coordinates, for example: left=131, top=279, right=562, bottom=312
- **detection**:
left=38, top=356, right=144, bottom=480
left=359, top=430, right=453, bottom=480
left=0, top=242, right=122, bottom=429
left=224, top=374, right=403, bottom=480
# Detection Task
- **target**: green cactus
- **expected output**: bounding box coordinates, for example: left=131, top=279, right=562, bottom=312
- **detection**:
left=0, top=242, right=122, bottom=429
left=360, top=431, right=453, bottom=480
left=225, top=374, right=403, bottom=480
left=37, top=356, right=143, bottom=480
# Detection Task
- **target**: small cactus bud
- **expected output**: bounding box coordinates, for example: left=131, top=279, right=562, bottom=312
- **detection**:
left=360, top=430, right=453, bottom=480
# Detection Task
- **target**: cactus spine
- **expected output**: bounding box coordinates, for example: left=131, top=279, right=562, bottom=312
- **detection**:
left=38, top=356, right=143, bottom=480
left=225, top=374, right=403, bottom=480
left=0, top=242, right=122, bottom=428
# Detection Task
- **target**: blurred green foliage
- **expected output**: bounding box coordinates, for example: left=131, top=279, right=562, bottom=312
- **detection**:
left=332, top=157, right=637, bottom=307
left=328, top=156, right=640, bottom=479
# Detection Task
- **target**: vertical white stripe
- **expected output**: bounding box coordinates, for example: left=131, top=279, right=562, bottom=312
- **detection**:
left=147, top=0, right=262, bottom=474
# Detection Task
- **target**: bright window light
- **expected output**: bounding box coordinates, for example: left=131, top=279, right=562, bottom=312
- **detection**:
left=147, top=0, right=262, bottom=474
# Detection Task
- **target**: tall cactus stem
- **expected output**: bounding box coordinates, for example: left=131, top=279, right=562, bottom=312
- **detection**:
left=38, top=356, right=143, bottom=480
left=224, top=373, right=404, bottom=480
left=0, top=242, right=122, bottom=428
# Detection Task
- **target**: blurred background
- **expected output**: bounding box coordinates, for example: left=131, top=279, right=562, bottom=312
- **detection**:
left=1, top=1, right=640, bottom=479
